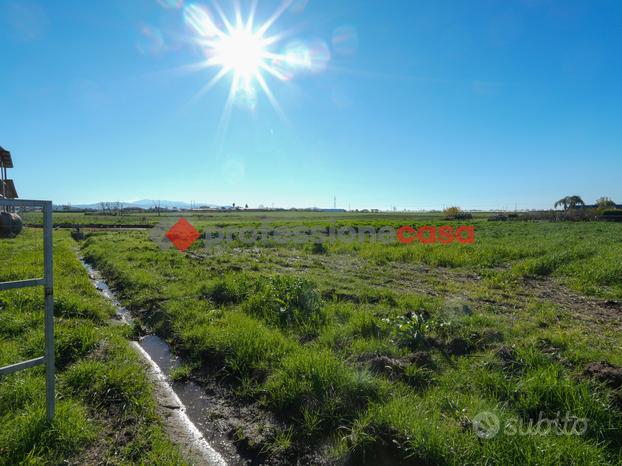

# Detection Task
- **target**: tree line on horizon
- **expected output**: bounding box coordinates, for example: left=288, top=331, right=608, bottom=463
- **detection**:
left=554, top=195, right=618, bottom=211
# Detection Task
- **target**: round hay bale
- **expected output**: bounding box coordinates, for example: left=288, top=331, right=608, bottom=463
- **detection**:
left=0, top=212, right=23, bottom=238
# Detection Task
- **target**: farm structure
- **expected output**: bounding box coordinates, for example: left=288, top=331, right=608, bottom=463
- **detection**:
left=0, top=146, right=18, bottom=210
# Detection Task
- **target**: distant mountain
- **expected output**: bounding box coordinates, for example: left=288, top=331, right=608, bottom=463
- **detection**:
left=130, top=199, right=192, bottom=209
left=68, top=200, right=222, bottom=210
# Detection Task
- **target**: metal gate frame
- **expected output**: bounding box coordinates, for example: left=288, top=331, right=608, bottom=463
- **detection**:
left=0, top=199, right=54, bottom=422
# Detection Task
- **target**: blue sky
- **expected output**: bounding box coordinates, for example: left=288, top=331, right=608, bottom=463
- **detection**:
left=1, top=0, right=621, bottom=210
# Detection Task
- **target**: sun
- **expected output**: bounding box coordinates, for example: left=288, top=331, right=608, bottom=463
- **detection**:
left=211, top=28, right=267, bottom=79
left=178, top=1, right=332, bottom=128
left=183, top=1, right=297, bottom=121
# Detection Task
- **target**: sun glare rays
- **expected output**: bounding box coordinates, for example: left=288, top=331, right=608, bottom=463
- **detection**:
left=146, top=0, right=366, bottom=126
left=141, top=0, right=362, bottom=138
left=181, top=0, right=297, bottom=125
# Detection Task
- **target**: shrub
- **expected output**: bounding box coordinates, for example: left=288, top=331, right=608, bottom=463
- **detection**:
left=600, top=209, right=622, bottom=222
left=443, top=206, right=473, bottom=220
left=559, top=208, right=597, bottom=221
left=264, top=348, right=382, bottom=434
left=63, top=358, right=151, bottom=413
left=180, top=312, right=293, bottom=379
left=383, top=311, right=430, bottom=350
left=54, top=321, right=100, bottom=369
left=596, top=197, right=616, bottom=211
left=0, top=400, right=96, bottom=465
left=169, top=365, right=193, bottom=382
left=243, top=275, right=325, bottom=333
left=199, top=273, right=251, bottom=304
left=309, top=242, right=327, bottom=255
left=510, top=365, right=619, bottom=442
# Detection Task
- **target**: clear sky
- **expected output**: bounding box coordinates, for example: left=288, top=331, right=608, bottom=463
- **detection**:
left=1, top=0, right=621, bottom=210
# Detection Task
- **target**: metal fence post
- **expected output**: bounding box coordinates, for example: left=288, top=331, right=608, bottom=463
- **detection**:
left=43, top=201, right=55, bottom=422
left=0, top=199, right=55, bottom=423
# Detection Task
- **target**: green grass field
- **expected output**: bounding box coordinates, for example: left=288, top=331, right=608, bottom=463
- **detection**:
left=67, top=212, right=622, bottom=464
left=20, top=209, right=480, bottom=228
left=0, top=229, right=186, bottom=465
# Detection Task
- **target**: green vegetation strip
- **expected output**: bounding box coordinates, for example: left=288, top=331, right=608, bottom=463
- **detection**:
left=0, top=230, right=186, bottom=465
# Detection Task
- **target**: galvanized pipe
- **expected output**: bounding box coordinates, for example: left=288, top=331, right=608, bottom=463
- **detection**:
left=0, top=199, right=55, bottom=423
left=43, top=201, right=55, bottom=422
left=0, top=278, right=46, bottom=291
left=0, top=356, right=45, bottom=376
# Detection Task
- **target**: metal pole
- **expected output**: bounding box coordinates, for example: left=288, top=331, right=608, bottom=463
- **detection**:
left=1, top=164, right=5, bottom=202
left=43, top=201, right=55, bottom=422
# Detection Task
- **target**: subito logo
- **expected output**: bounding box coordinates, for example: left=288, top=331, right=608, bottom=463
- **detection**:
left=472, top=411, right=500, bottom=439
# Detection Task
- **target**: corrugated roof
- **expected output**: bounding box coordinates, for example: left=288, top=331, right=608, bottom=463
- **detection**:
left=1, top=179, right=17, bottom=199
left=0, top=146, right=13, bottom=168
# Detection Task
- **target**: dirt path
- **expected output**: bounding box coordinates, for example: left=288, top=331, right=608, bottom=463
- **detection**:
left=523, top=276, right=622, bottom=328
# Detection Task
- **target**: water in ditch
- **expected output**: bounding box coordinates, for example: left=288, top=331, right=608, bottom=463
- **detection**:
left=80, top=259, right=245, bottom=465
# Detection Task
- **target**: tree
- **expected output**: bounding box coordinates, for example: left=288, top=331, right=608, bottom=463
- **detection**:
left=567, top=195, right=585, bottom=209
left=554, top=197, right=570, bottom=210
left=554, top=195, right=585, bottom=210
left=443, top=206, right=472, bottom=220
left=596, top=196, right=616, bottom=210
left=112, top=201, right=121, bottom=215
left=99, top=201, right=115, bottom=214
